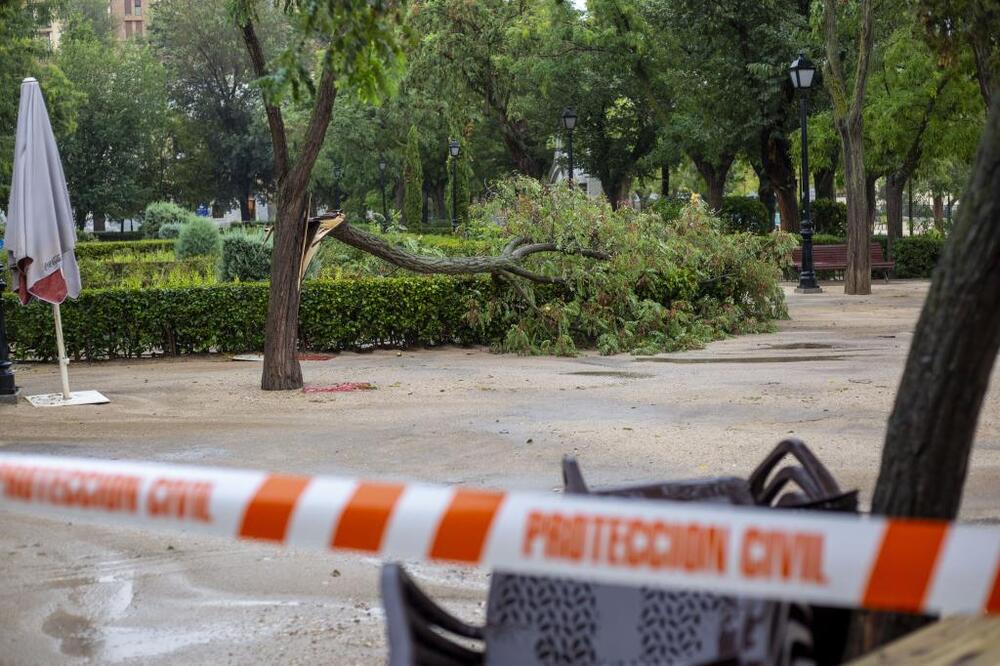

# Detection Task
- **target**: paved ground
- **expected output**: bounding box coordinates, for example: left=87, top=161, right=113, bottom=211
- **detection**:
left=1, top=279, right=998, bottom=664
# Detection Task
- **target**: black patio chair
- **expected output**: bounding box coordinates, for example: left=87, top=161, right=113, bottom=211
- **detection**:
left=381, top=439, right=857, bottom=666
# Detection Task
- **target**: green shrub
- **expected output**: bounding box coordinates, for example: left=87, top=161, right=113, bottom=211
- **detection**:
left=810, top=199, right=847, bottom=236
left=75, top=240, right=174, bottom=260
left=158, top=222, right=183, bottom=239
left=76, top=229, right=96, bottom=241
left=220, top=230, right=272, bottom=282
left=95, top=230, right=144, bottom=241
left=719, top=196, right=771, bottom=235
left=4, top=277, right=496, bottom=360
left=893, top=235, right=944, bottom=278
left=792, top=233, right=845, bottom=245
left=403, top=125, right=423, bottom=227
left=651, top=197, right=686, bottom=223
left=176, top=217, right=222, bottom=259
left=143, top=201, right=194, bottom=239
left=78, top=256, right=215, bottom=289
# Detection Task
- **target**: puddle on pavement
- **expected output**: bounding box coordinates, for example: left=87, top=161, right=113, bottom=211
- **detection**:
left=635, top=355, right=846, bottom=364
left=762, top=343, right=835, bottom=350
left=565, top=371, right=655, bottom=379
left=43, top=609, right=99, bottom=657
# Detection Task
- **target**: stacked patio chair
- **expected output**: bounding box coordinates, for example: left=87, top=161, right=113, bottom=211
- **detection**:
left=381, top=439, right=857, bottom=665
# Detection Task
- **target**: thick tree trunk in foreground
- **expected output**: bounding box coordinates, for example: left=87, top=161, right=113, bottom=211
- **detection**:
left=853, top=96, right=1000, bottom=654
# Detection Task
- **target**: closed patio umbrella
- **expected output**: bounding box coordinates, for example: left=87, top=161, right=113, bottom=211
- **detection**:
left=5, top=77, right=106, bottom=406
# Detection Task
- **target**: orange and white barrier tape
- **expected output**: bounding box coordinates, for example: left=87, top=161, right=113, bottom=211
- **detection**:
left=1, top=454, right=998, bottom=616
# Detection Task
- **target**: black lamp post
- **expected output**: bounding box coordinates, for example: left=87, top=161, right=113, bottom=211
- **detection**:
left=561, top=107, right=577, bottom=186
left=790, top=53, right=822, bottom=293
left=0, top=273, right=19, bottom=404
left=377, top=155, right=388, bottom=231
left=449, top=139, right=460, bottom=232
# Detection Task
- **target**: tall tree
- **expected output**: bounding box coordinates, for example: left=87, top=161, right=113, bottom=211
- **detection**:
left=402, top=124, right=423, bottom=226
left=58, top=29, right=170, bottom=228
left=822, top=0, right=877, bottom=294
left=857, top=92, right=1000, bottom=652
left=917, top=0, right=1000, bottom=111
left=866, top=21, right=983, bottom=253
left=0, top=1, right=79, bottom=205
left=234, top=0, right=406, bottom=390
left=150, top=0, right=282, bottom=220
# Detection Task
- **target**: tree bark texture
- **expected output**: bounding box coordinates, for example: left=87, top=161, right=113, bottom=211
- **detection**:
left=858, top=95, right=1000, bottom=653
left=691, top=153, right=734, bottom=211
left=326, top=220, right=608, bottom=283
left=754, top=164, right=776, bottom=229
left=865, top=172, right=879, bottom=234
left=761, top=130, right=799, bottom=232
left=824, top=0, right=875, bottom=295
left=838, top=117, right=872, bottom=294
left=932, top=194, right=944, bottom=228
left=241, top=19, right=338, bottom=390
left=660, top=163, right=670, bottom=198
left=814, top=167, right=836, bottom=201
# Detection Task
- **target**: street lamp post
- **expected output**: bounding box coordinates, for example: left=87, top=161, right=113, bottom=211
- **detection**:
left=449, top=139, right=460, bottom=232
left=378, top=155, right=388, bottom=231
left=0, top=273, right=20, bottom=404
left=789, top=53, right=822, bottom=294
left=561, top=107, right=577, bottom=186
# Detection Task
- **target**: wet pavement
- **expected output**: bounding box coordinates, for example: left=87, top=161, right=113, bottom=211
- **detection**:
left=1, top=280, right=998, bottom=663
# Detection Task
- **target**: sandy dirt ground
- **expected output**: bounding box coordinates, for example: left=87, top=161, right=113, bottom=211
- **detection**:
left=1, top=279, right=998, bottom=664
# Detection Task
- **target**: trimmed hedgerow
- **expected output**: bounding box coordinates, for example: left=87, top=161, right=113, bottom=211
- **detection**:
left=75, top=240, right=174, bottom=260
left=3, top=277, right=500, bottom=360
left=893, top=235, right=945, bottom=278
left=810, top=199, right=847, bottom=236
left=719, top=196, right=771, bottom=235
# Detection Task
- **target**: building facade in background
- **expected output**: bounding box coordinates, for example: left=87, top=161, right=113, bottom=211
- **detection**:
left=39, top=0, right=149, bottom=47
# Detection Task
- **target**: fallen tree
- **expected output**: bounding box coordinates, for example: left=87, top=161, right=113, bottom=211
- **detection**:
left=319, top=177, right=796, bottom=357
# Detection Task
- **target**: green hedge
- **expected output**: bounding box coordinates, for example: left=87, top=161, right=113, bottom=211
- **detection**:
left=893, top=235, right=944, bottom=278
left=810, top=199, right=847, bottom=236
left=720, top=196, right=771, bottom=235
left=4, top=277, right=499, bottom=360
left=75, top=240, right=174, bottom=260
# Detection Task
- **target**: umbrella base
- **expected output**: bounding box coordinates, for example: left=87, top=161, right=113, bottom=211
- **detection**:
left=27, top=390, right=109, bottom=407
left=0, top=388, right=21, bottom=405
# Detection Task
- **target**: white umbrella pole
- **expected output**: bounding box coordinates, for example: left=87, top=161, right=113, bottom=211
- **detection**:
left=52, top=303, right=71, bottom=399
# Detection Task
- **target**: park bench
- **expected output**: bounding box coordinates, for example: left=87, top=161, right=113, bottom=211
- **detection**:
left=792, top=243, right=895, bottom=282
left=382, top=439, right=858, bottom=665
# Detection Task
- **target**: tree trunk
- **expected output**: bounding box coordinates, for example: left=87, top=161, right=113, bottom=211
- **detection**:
left=240, top=195, right=253, bottom=222
left=755, top=166, right=776, bottom=230
left=762, top=131, right=799, bottom=232
left=814, top=167, right=836, bottom=201
left=93, top=213, right=106, bottom=233
left=261, top=189, right=308, bottom=390
left=837, top=116, right=872, bottom=294
left=865, top=173, right=879, bottom=234
left=660, top=163, right=670, bottom=198
left=691, top=153, right=733, bottom=211
left=856, top=94, right=1000, bottom=653
left=932, top=194, right=944, bottom=228
left=885, top=174, right=904, bottom=258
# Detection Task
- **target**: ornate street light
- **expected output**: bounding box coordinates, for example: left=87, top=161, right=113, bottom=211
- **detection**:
left=789, top=53, right=822, bottom=293
left=449, top=139, right=460, bottom=232
left=378, top=155, right=388, bottom=231
left=561, top=107, right=577, bottom=186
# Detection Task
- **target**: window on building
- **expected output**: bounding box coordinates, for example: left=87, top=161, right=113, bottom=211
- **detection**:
left=124, top=0, right=131, bottom=15
left=134, top=0, right=141, bottom=16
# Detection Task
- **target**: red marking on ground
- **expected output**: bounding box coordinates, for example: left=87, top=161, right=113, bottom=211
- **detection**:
left=303, top=383, right=376, bottom=394
left=297, top=353, right=336, bottom=361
